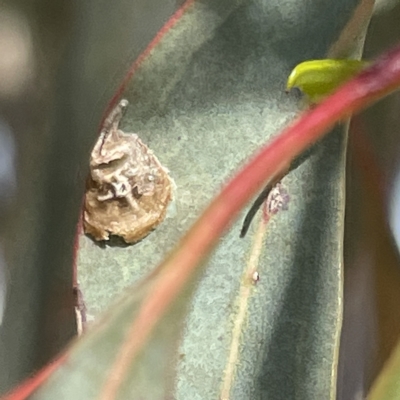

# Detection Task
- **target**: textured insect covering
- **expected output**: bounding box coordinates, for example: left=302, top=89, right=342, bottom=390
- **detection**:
left=84, top=100, right=173, bottom=243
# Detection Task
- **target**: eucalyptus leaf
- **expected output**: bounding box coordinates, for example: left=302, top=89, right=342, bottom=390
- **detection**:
left=0, top=0, right=178, bottom=394
left=20, top=0, right=376, bottom=399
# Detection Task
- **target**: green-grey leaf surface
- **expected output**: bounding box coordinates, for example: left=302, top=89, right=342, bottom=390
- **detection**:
left=0, top=0, right=179, bottom=394
left=32, top=0, right=374, bottom=399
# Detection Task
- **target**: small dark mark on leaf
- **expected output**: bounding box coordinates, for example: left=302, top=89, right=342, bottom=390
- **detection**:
left=252, top=271, right=260, bottom=283
left=264, top=182, right=290, bottom=217
left=73, top=284, right=87, bottom=335
left=240, top=144, right=317, bottom=238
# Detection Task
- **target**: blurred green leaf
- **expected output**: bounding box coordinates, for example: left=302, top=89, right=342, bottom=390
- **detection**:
left=336, top=5, right=400, bottom=398
left=368, top=340, right=400, bottom=399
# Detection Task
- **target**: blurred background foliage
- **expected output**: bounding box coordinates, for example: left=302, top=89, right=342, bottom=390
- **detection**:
left=339, top=2, right=400, bottom=398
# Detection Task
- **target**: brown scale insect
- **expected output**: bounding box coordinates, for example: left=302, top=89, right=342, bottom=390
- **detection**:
left=84, top=99, right=173, bottom=244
